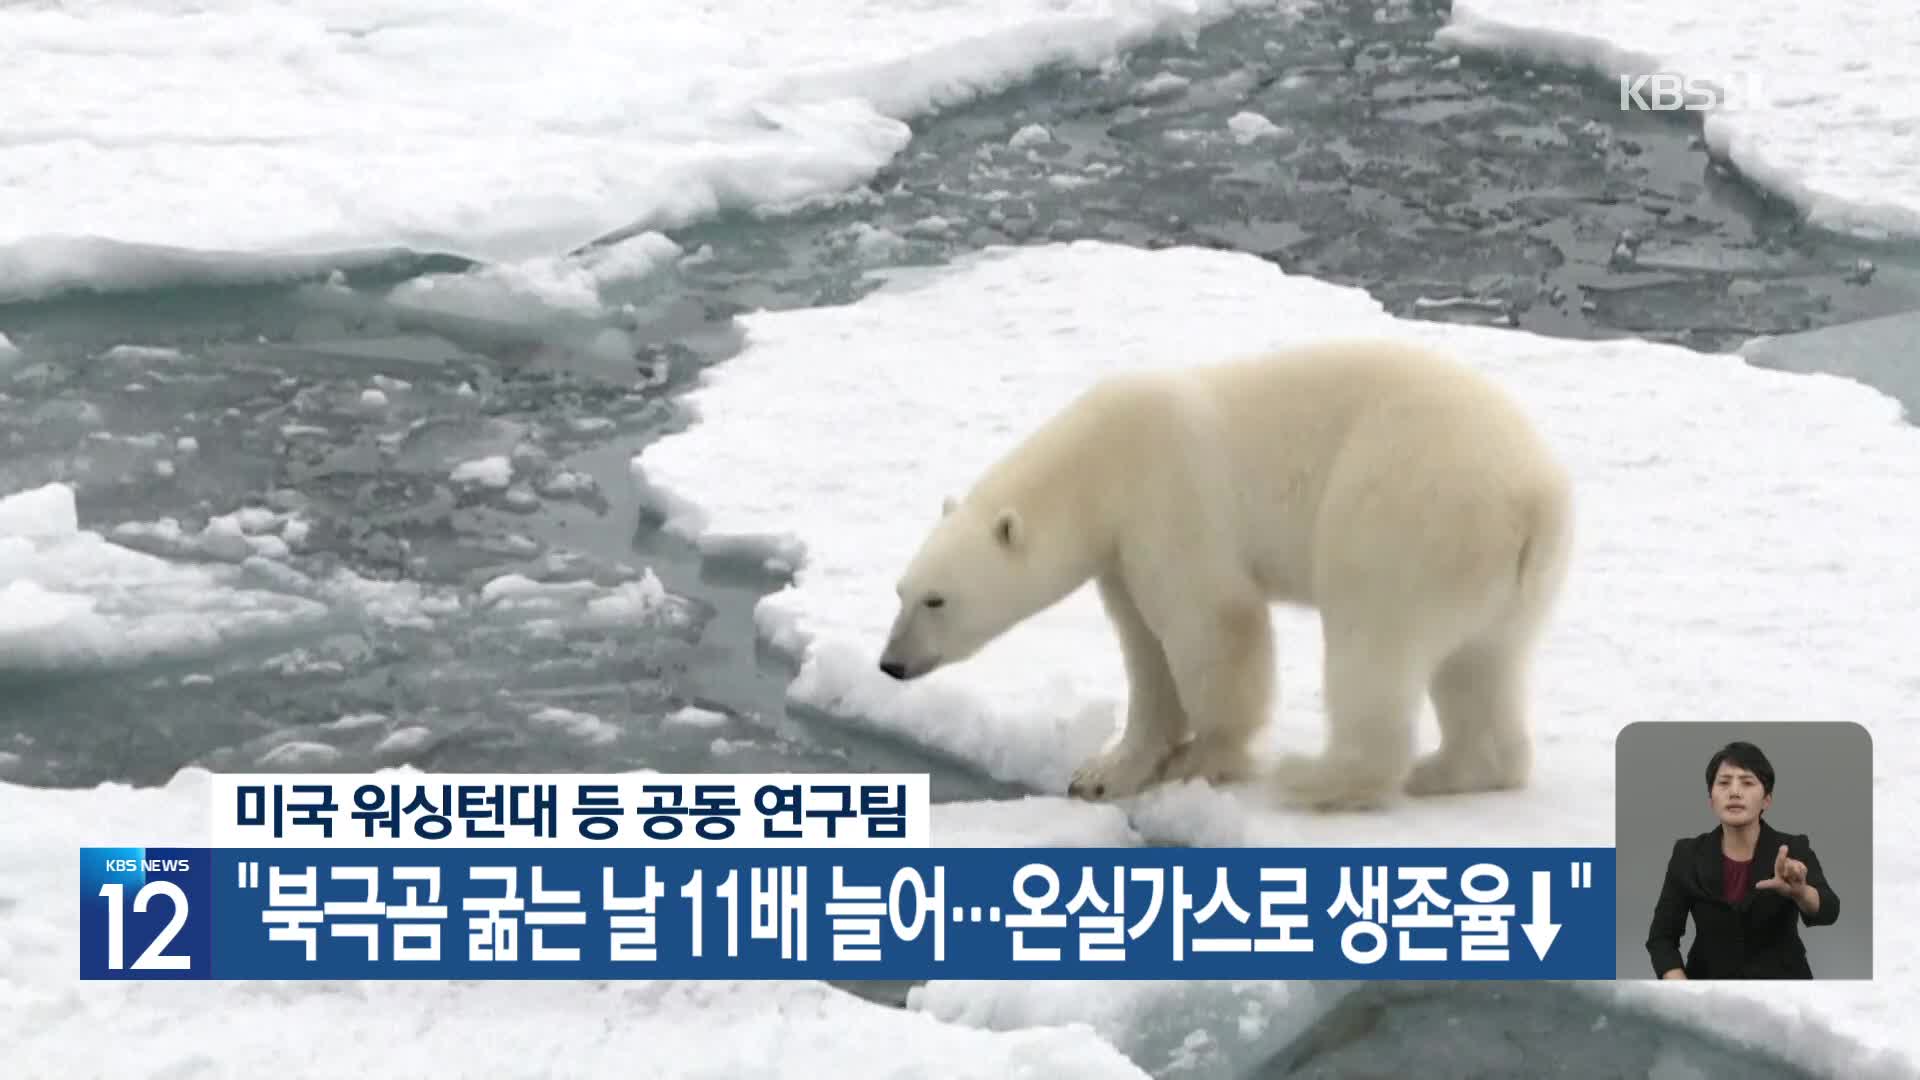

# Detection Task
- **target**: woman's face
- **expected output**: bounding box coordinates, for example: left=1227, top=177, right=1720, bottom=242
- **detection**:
left=1709, top=762, right=1770, bottom=827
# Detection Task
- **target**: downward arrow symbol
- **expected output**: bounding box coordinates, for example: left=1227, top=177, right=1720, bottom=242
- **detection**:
left=1522, top=870, right=1560, bottom=959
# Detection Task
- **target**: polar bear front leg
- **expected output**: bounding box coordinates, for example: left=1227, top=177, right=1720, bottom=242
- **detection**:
left=1151, top=599, right=1273, bottom=789
left=1068, top=573, right=1190, bottom=800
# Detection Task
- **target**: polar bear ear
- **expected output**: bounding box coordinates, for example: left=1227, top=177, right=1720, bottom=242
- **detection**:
left=993, top=508, right=1022, bottom=550
left=941, top=495, right=958, bottom=517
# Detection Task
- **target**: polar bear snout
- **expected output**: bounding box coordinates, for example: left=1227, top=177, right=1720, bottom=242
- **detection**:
left=877, top=654, right=935, bottom=681
left=877, top=645, right=937, bottom=681
left=879, top=600, right=944, bottom=680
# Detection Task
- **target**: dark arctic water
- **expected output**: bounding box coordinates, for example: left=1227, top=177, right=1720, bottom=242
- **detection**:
left=1269, top=980, right=1821, bottom=1080
left=1, top=0, right=1908, bottom=1076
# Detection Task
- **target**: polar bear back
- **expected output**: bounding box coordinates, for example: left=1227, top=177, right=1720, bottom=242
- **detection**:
left=1093, top=337, right=1571, bottom=617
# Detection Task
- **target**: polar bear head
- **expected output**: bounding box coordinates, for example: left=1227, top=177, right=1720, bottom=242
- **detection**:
left=878, top=494, right=1037, bottom=681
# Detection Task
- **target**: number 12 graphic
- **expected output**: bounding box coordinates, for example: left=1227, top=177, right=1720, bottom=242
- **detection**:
left=96, top=881, right=192, bottom=971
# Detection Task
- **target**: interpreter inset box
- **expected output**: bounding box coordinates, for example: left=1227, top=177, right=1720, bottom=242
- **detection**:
left=1614, top=721, right=1872, bottom=980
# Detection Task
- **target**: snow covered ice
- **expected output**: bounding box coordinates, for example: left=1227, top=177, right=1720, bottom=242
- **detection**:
left=1440, top=0, right=1920, bottom=241
left=0, top=0, right=1280, bottom=302
left=633, top=240, right=1919, bottom=1079
left=0, top=483, right=333, bottom=675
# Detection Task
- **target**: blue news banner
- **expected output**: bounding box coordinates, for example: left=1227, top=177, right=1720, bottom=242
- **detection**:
left=81, top=846, right=1618, bottom=981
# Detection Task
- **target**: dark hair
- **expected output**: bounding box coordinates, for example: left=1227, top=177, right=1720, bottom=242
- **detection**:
left=1705, top=741, right=1775, bottom=795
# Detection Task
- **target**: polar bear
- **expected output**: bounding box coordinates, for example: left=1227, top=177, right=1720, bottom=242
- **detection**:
left=876, top=337, right=1574, bottom=811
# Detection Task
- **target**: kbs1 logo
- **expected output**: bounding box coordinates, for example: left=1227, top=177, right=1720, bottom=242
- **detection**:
left=1618, top=71, right=1764, bottom=112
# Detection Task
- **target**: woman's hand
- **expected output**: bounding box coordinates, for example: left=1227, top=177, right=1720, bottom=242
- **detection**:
left=1754, top=844, right=1807, bottom=894
left=1755, top=844, right=1820, bottom=913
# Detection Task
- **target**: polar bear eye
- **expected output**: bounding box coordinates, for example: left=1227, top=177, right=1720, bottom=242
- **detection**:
left=924, top=594, right=945, bottom=609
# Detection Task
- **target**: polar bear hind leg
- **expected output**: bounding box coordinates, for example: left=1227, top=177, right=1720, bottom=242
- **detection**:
left=1405, top=634, right=1533, bottom=796
left=1271, top=613, right=1433, bottom=812
left=1405, top=534, right=1566, bottom=795
left=1408, top=504, right=1569, bottom=797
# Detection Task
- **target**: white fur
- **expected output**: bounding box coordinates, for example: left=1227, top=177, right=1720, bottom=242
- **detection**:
left=878, top=337, right=1575, bottom=811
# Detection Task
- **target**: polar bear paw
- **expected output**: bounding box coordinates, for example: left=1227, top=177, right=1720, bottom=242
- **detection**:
left=1403, top=746, right=1527, bottom=797
left=1067, top=739, right=1173, bottom=801
left=1271, top=752, right=1400, bottom=812
left=1155, top=735, right=1256, bottom=787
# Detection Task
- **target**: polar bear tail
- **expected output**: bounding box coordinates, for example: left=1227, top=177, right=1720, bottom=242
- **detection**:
left=1511, top=469, right=1575, bottom=626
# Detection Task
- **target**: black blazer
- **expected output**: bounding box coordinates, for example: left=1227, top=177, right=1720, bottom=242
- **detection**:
left=1645, top=818, right=1840, bottom=979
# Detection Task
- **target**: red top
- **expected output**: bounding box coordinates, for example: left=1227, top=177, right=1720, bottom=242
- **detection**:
left=1722, top=856, right=1750, bottom=904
